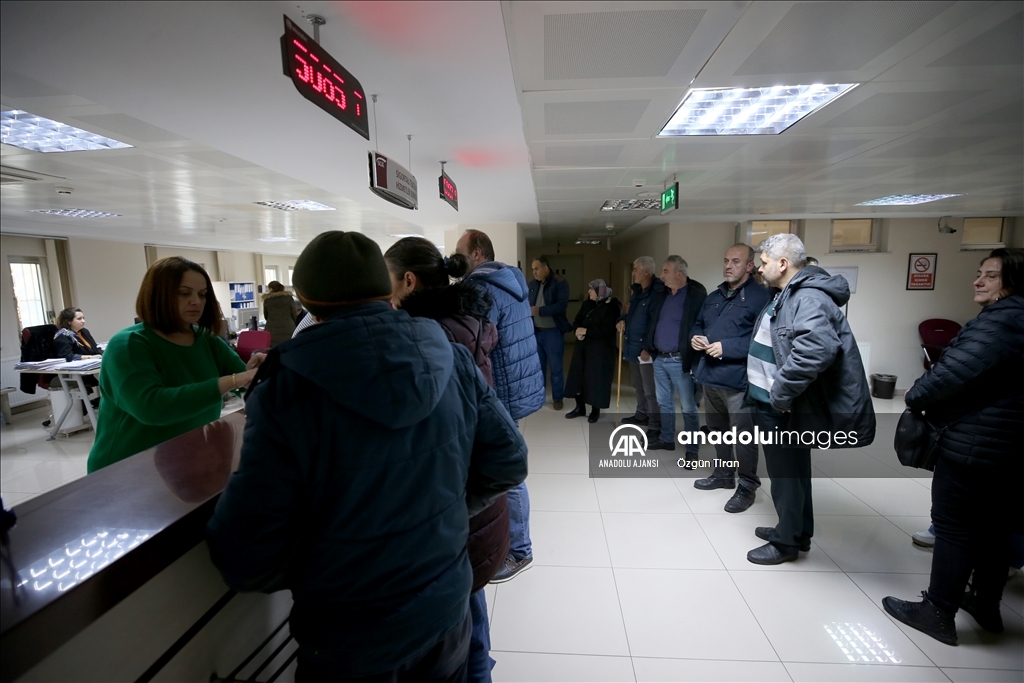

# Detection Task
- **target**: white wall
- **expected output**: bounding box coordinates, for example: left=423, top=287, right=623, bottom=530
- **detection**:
left=260, top=254, right=298, bottom=287
left=66, top=237, right=149, bottom=342
left=153, top=246, right=221, bottom=280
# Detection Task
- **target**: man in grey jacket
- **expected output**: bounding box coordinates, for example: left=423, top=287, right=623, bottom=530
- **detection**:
left=746, top=234, right=874, bottom=565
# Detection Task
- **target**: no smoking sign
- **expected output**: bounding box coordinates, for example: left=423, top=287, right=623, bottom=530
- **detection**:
left=907, top=253, right=937, bottom=290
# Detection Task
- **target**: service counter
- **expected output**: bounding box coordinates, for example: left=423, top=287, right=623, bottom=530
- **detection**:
left=1, top=411, right=295, bottom=683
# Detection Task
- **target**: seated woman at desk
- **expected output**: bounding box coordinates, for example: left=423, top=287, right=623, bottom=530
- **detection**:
left=87, top=257, right=264, bottom=473
left=53, top=308, right=103, bottom=361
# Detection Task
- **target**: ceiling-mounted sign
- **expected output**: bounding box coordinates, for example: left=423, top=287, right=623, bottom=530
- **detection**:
left=280, top=15, right=370, bottom=140
left=369, top=151, right=418, bottom=210
left=661, top=182, right=679, bottom=215
left=439, top=170, right=458, bottom=211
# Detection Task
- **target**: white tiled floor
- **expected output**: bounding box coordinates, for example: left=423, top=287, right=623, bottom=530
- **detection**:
left=3, top=394, right=1022, bottom=682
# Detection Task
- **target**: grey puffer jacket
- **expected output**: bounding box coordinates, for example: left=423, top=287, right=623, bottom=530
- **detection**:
left=905, top=295, right=1024, bottom=471
left=763, top=266, right=875, bottom=447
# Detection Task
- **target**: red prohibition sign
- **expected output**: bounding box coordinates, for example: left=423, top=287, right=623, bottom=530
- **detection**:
left=914, top=257, right=931, bottom=272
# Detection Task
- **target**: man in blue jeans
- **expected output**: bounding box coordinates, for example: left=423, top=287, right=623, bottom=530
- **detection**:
left=528, top=256, right=571, bottom=410
left=642, top=255, right=708, bottom=465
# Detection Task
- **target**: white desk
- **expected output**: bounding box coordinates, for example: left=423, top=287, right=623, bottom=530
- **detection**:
left=17, top=366, right=101, bottom=440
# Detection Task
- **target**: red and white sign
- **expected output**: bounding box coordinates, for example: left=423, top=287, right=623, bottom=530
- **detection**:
left=907, top=253, right=937, bottom=290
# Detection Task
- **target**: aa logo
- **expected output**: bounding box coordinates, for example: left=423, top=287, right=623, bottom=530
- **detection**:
left=608, top=424, right=648, bottom=457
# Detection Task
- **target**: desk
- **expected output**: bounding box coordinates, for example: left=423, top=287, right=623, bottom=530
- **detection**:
left=16, top=365, right=100, bottom=440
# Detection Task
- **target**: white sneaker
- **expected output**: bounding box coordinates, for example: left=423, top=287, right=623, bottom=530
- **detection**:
left=912, top=529, right=935, bottom=548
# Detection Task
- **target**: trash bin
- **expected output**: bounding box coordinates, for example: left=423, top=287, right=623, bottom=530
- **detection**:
left=870, top=373, right=897, bottom=400
left=49, top=388, right=85, bottom=431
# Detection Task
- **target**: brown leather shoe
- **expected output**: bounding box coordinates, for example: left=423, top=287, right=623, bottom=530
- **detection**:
left=553, top=400, right=563, bottom=410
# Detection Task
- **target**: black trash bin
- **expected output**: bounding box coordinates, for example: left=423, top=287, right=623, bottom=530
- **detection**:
left=870, top=373, right=897, bottom=399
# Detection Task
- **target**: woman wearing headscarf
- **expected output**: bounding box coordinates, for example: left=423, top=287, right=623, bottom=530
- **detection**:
left=564, top=279, right=622, bottom=423
left=883, top=248, right=1024, bottom=646
left=262, top=280, right=301, bottom=347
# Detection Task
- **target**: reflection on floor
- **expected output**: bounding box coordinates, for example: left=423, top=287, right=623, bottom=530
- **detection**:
left=2, top=395, right=1021, bottom=682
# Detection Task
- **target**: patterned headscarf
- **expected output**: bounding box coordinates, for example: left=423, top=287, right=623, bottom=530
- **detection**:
left=589, top=278, right=612, bottom=302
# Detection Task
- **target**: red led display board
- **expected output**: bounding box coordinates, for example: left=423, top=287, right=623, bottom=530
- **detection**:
left=439, top=170, right=458, bottom=211
left=280, top=15, right=370, bottom=140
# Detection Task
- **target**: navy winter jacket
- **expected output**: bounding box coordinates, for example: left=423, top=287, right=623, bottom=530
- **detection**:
left=759, top=267, right=875, bottom=447
left=465, top=262, right=545, bottom=421
left=620, top=278, right=664, bottom=360
left=691, top=277, right=771, bottom=391
left=905, top=295, right=1024, bottom=472
left=642, top=279, right=709, bottom=372
left=206, top=302, right=528, bottom=676
left=528, top=274, right=572, bottom=333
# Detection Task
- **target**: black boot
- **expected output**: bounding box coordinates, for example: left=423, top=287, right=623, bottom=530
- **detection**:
left=882, top=592, right=958, bottom=646
left=587, top=407, right=601, bottom=423
left=565, top=400, right=586, bottom=419
left=961, top=586, right=1004, bottom=633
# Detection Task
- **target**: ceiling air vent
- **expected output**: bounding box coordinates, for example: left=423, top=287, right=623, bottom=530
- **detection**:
left=600, top=199, right=660, bottom=211
left=0, top=164, right=67, bottom=184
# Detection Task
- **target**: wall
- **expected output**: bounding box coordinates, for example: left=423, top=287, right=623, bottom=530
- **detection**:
left=153, top=246, right=221, bottom=279
left=452, top=223, right=523, bottom=271
left=609, top=224, right=671, bottom=298
left=66, top=237, right=149, bottom=342
left=260, top=254, right=298, bottom=287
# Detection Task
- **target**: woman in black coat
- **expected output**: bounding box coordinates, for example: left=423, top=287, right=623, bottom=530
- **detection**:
left=53, top=308, right=102, bottom=361
left=884, top=248, right=1024, bottom=646
left=565, top=279, right=622, bottom=423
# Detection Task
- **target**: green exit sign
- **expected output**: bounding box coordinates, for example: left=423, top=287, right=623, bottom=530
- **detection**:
left=661, top=182, right=679, bottom=215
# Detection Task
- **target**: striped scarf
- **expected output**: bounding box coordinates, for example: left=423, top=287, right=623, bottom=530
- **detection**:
left=746, top=295, right=779, bottom=404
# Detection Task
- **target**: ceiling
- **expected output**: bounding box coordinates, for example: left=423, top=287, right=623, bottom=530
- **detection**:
left=1, top=1, right=1022, bottom=253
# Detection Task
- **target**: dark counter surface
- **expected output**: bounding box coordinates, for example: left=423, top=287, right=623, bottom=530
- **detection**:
left=0, top=411, right=245, bottom=682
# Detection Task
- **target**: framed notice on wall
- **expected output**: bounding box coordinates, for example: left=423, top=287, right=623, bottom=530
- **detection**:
left=907, top=253, right=937, bottom=290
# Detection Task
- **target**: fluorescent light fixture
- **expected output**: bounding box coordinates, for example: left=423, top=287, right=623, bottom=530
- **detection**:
left=254, top=200, right=335, bottom=211
left=29, top=208, right=122, bottom=218
left=600, top=199, right=661, bottom=211
left=255, top=237, right=298, bottom=242
left=856, top=194, right=963, bottom=206
left=660, top=84, right=858, bottom=136
left=1, top=110, right=133, bottom=153
left=575, top=239, right=603, bottom=245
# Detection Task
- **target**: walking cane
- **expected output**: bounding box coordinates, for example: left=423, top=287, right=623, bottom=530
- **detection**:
left=615, top=326, right=624, bottom=413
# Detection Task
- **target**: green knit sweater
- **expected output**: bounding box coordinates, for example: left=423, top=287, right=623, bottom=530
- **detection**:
left=87, top=323, right=246, bottom=472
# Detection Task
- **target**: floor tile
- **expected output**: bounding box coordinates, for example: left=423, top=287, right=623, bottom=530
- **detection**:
left=528, top=446, right=590, bottom=475
left=594, top=478, right=690, bottom=514
left=731, top=571, right=934, bottom=666
left=674, top=479, right=778, bottom=515
left=633, top=658, right=791, bottom=682
left=490, top=566, right=629, bottom=656
left=492, top=652, right=635, bottom=682
left=526, top=473, right=600, bottom=512
left=695, top=513, right=842, bottom=572
left=0, top=459, right=88, bottom=493
left=614, top=568, right=778, bottom=661
left=941, top=668, right=1024, bottom=682
left=805, top=478, right=881, bottom=516
left=812, top=517, right=934, bottom=574
left=603, top=513, right=724, bottom=570
left=847, top=572, right=1024, bottom=671
left=530, top=511, right=610, bottom=567
left=1003, top=573, right=1024, bottom=619
left=834, top=478, right=933, bottom=517
left=785, top=662, right=950, bottom=682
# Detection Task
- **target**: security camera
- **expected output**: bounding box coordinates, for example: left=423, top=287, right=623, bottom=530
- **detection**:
left=633, top=179, right=644, bottom=188
left=605, top=222, right=614, bottom=230
left=937, top=216, right=957, bottom=234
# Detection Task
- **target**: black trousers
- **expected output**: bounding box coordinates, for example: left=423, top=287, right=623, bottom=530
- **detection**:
left=755, top=403, right=813, bottom=550
left=296, top=612, right=470, bottom=683
left=927, top=456, right=1013, bottom=613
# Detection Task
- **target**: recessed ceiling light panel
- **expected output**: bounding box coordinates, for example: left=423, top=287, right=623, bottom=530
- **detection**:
left=254, top=200, right=336, bottom=211
left=660, top=84, right=858, bottom=136
left=1, top=110, right=133, bottom=153
left=600, top=199, right=661, bottom=211
left=255, top=237, right=298, bottom=242
left=856, top=194, right=963, bottom=206
left=29, top=208, right=122, bottom=218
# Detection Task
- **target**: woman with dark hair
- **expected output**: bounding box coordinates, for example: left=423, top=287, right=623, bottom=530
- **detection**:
left=565, top=279, right=622, bottom=423
left=262, top=280, right=301, bottom=347
left=87, top=257, right=264, bottom=472
left=53, top=308, right=103, bottom=361
left=384, top=236, right=503, bottom=683
left=884, top=248, right=1024, bottom=645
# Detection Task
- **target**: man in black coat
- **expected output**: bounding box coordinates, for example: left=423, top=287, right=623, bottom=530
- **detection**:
left=642, top=256, right=708, bottom=465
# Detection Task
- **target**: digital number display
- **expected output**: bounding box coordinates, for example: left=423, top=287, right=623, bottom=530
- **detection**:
left=439, top=170, right=458, bottom=211
left=661, top=182, right=679, bottom=215
left=280, top=16, right=370, bottom=140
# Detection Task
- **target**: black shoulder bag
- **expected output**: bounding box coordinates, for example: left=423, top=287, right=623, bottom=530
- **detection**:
left=894, top=408, right=968, bottom=472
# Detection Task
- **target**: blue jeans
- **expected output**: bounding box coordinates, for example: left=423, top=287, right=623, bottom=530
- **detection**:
left=507, top=481, right=532, bottom=559
left=535, top=328, right=565, bottom=402
left=653, top=356, right=700, bottom=452
left=467, top=590, right=494, bottom=683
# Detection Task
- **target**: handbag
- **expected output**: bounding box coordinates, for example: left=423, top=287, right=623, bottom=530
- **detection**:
left=894, top=409, right=942, bottom=471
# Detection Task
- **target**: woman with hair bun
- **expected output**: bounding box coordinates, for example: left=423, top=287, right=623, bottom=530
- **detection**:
left=53, top=307, right=102, bottom=361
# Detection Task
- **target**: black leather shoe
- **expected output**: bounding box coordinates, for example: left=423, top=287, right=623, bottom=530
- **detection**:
left=961, top=588, right=1003, bottom=633
left=754, top=526, right=811, bottom=551
left=646, top=428, right=661, bottom=439
left=746, top=542, right=798, bottom=565
left=648, top=439, right=675, bottom=451
left=587, top=408, right=601, bottom=423
left=694, top=476, right=736, bottom=490
left=724, top=486, right=756, bottom=513
left=621, top=414, right=649, bottom=425
left=565, top=406, right=586, bottom=419
left=883, top=592, right=958, bottom=646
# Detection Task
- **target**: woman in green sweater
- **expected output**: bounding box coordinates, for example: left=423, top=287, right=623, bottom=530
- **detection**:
left=88, top=257, right=264, bottom=472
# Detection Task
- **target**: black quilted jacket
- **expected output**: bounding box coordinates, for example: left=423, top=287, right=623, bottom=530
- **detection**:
left=905, top=294, right=1024, bottom=470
